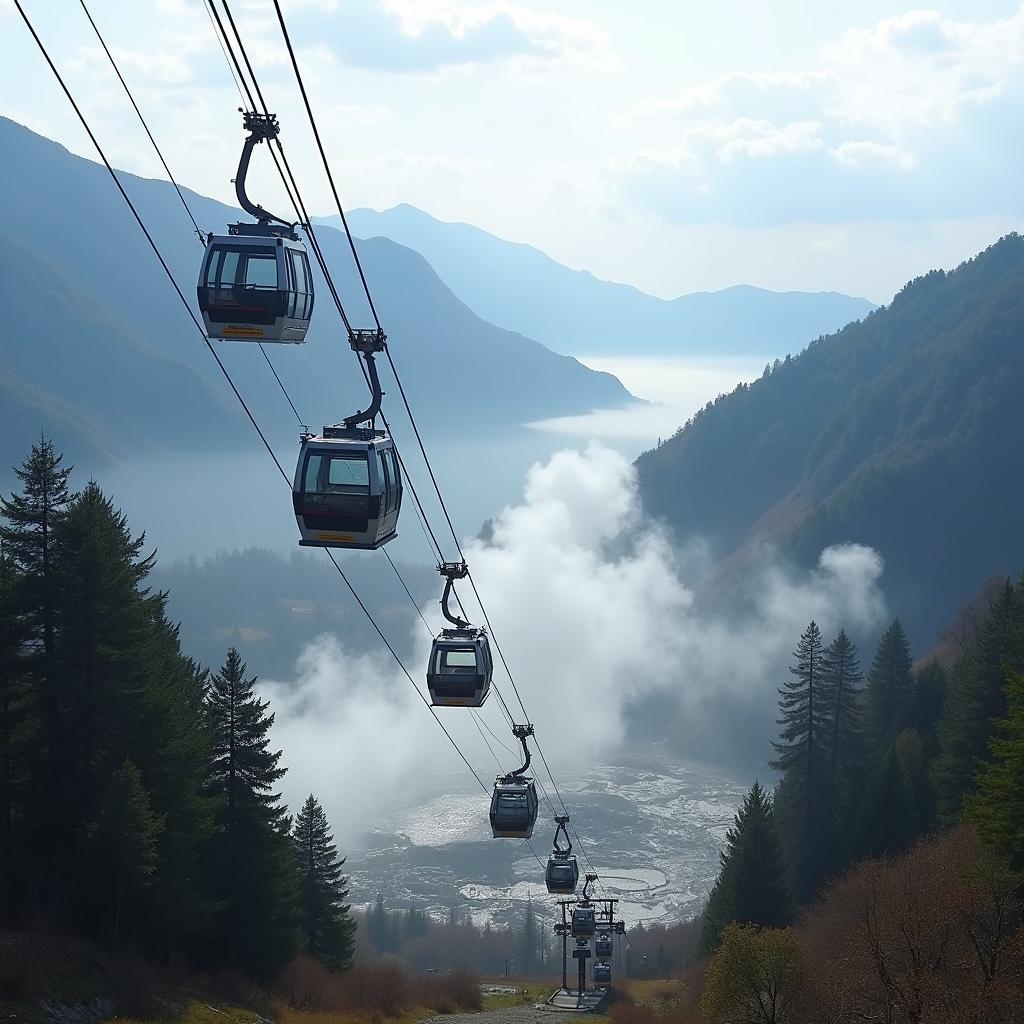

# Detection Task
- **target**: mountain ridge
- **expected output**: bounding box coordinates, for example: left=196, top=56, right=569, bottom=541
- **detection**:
left=635, top=233, right=1024, bottom=647
left=0, top=117, right=632, bottom=470
left=321, top=202, right=877, bottom=357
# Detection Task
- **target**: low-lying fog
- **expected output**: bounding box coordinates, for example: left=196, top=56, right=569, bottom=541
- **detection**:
left=99, top=355, right=766, bottom=563
left=60, top=352, right=887, bottom=928
left=259, top=439, right=888, bottom=927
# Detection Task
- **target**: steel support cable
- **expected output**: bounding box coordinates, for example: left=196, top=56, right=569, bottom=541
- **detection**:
left=383, top=547, right=432, bottom=636
left=212, top=0, right=490, bottom=612
left=204, top=0, right=256, bottom=109
left=78, top=0, right=201, bottom=238
left=470, top=710, right=505, bottom=774
left=80, top=0, right=303, bottom=430
left=20, top=2, right=492, bottom=804
left=262, top=0, right=497, bottom=623
left=204, top=0, right=346, bottom=336
left=267, top=0, right=587, bottom=853
left=321, top=547, right=490, bottom=795
left=251, top=0, right=579, bottom=867
left=201, top=0, right=247, bottom=104
left=270, top=0, right=382, bottom=331
left=15, top=0, right=288, bottom=488
left=212, top=0, right=431, bottom=520
left=203, top=0, right=484, bottom=658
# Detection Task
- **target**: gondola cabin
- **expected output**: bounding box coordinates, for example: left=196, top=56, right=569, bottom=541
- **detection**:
left=593, top=962, right=611, bottom=989
left=489, top=777, right=538, bottom=838
left=545, top=853, right=579, bottom=895
left=197, top=225, right=313, bottom=343
left=595, top=932, right=613, bottom=958
left=292, top=427, right=401, bottom=550
left=571, top=904, right=596, bottom=940
left=427, top=628, right=492, bottom=707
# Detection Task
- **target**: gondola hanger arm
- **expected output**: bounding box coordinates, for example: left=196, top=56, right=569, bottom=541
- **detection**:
left=507, top=722, right=534, bottom=778
left=233, top=110, right=296, bottom=234
left=438, top=561, right=470, bottom=628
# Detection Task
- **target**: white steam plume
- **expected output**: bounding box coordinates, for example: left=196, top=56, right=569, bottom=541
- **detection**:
left=265, top=443, right=887, bottom=841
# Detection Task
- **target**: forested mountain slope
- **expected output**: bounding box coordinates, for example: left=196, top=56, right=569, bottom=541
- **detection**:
left=0, top=118, right=630, bottom=469
left=636, top=235, right=1024, bottom=645
left=331, top=203, right=876, bottom=357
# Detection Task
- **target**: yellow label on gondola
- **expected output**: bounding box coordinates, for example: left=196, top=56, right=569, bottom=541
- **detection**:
left=319, top=533, right=356, bottom=543
left=223, top=325, right=265, bottom=338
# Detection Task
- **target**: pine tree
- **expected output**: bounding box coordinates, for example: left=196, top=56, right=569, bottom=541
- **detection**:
left=968, top=671, right=1024, bottom=869
left=770, top=621, right=831, bottom=899
left=865, top=619, right=914, bottom=756
left=0, top=552, right=32, bottom=911
left=0, top=438, right=73, bottom=883
left=0, top=437, right=73, bottom=667
left=55, top=482, right=156, bottom=832
left=293, top=794, right=355, bottom=970
left=933, top=580, right=1024, bottom=822
left=204, top=647, right=298, bottom=975
left=701, top=782, right=792, bottom=953
left=820, top=629, right=864, bottom=780
left=130, top=605, right=217, bottom=955
left=85, top=759, right=163, bottom=946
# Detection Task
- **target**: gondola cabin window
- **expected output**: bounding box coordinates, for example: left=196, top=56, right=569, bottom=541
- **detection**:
left=436, top=647, right=477, bottom=673
left=301, top=452, right=371, bottom=495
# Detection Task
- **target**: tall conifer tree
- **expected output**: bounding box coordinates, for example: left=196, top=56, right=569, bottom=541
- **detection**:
left=0, top=437, right=73, bottom=883
left=0, top=552, right=31, bottom=910
left=968, top=671, right=1024, bottom=869
left=85, top=759, right=163, bottom=946
left=933, top=581, right=1024, bottom=821
left=56, top=482, right=156, bottom=832
left=821, top=629, right=864, bottom=780
left=204, top=647, right=298, bottom=975
left=132, top=605, right=217, bottom=954
left=771, top=621, right=832, bottom=898
left=701, top=781, right=792, bottom=953
left=865, top=619, right=913, bottom=756
left=292, top=793, right=355, bottom=970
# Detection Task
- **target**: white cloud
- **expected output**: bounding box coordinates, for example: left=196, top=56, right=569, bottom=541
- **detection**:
left=275, top=0, right=614, bottom=73
left=265, top=445, right=888, bottom=839
left=71, top=45, right=193, bottom=84
left=611, top=6, right=1024, bottom=227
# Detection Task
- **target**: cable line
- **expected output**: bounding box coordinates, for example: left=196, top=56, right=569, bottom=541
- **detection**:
left=264, top=0, right=601, bottom=885
left=19, top=0, right=494, bottom=804
left=78, top=0, right=202, bottom=239
left=16, top=0, right=287, bottom=487
left=78, top=0, right=303, bottom=427
left=270, top=0, right=382, bottom=331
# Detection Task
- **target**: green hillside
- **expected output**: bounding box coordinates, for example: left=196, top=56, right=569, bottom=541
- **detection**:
left=636, top=234, right=1024, bottom=645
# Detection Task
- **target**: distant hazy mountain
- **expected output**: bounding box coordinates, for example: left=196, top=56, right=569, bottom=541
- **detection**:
left=319, top=204, right=876, bottom=357
left=0, top=118, right=631, bottom=470
left=636, top=234, right=1024, bottom=647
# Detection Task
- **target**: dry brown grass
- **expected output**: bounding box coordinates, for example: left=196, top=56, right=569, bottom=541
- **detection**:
left=275, top=956, right=480, bottom=1019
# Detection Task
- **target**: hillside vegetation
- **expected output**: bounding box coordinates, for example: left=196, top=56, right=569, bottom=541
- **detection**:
left=637, top=234, right=1024, bottom=643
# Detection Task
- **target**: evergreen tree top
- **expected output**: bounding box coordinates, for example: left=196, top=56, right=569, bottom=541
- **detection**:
left=206, top=647, right=287, bottom=817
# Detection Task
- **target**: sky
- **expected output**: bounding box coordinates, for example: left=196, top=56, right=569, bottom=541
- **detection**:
left=3, top=0, right=1024, bottom=303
